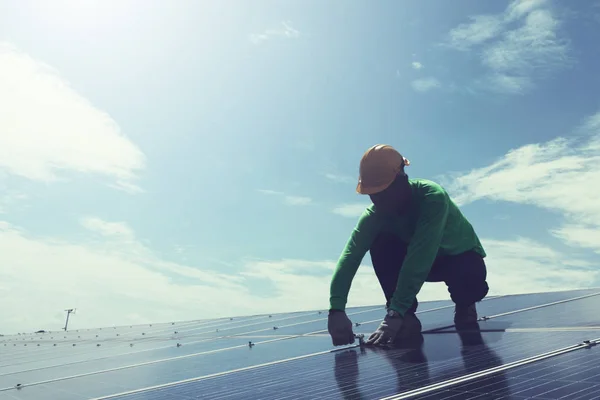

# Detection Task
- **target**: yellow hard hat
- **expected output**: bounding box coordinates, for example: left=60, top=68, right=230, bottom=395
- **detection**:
left=356, top=144, right=410, bottom=195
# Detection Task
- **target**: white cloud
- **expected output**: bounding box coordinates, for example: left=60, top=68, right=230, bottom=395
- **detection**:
left=445, top=0, right=569, bottom=94
left=81, top=217, right=135, bottom=239
left=0, top=219, right=236, bottom=333
left=0, top=218, right=381, bottom=333
left=0, top=42, right=145, bottom=192
left=505, top=0, right=549, bottom=21
left=1, top=215, right=596, bottom=334
left=0, top=191, right=27, bottom=214
left=249, top=21, right=300, bottom=45
left=482, top=9, right=567, bottom=75
left=446, top=109, right=600, bottom=254
left=228, top=236, right=598, bottom=317
left=324, top=173, right=355, bottom=184
left=484, top=74, right=533, bottom=94
left=447, top=15, right=505, bottom=50
left=552, top=225, right=600, bottom=253
left=411, top=61, right=423, bottom=70
left=257, top=189, right=284, bottom=196
left=481, top=236, right=597, bottom=295
left=332, top=203, right=369, bottom=218
left=257, top=189, right=313, bottom=206
left=582, top=110, right=600, bottom=131
left=284, top=196, right=312, bottom=206
left=411, top=77, right=441, bottom=92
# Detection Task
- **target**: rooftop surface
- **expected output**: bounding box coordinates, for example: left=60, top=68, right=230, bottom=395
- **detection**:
left=1, top=288, right=600, bottom=399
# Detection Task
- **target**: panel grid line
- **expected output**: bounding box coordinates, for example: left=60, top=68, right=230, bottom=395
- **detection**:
left=86, top=291, right=600, bottom=400
left=4, top=290, right=599, bottom=399
left=0, top=302, right=460, bottom=393
left=378, top=337, right=600, bottom=400
left=0, top=305, right=386, bottom=381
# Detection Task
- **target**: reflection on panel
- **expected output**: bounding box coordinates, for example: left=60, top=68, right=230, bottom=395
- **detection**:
left=1, top=289, right=599, bottom=400
left=422, top=339, right=600, bottom=399
left=107, top=327, right=600, bottom=400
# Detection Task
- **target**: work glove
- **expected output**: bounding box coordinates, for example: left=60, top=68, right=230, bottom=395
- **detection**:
left=366, top=311, right=404, bottom=346
left=328, top=310, right=355, bottom=346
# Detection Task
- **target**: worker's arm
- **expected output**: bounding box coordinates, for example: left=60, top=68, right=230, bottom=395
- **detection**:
left=389, top=189, right=449, bottom=316
left=329, top=210, right=380, bottom=311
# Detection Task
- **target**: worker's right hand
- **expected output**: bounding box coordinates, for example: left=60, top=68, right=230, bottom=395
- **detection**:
left=328, top=310, right=355, bottom=346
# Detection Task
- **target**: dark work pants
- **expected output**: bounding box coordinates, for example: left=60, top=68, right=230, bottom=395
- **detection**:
left=370, top=233, right=489, bottom=314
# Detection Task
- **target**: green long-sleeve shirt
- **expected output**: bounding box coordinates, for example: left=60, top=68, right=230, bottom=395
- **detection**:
left=329, top=178, right=486, bottom=316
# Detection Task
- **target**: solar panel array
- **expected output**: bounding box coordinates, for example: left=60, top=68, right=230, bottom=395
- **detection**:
left=1, top=288, right=599, bottom=399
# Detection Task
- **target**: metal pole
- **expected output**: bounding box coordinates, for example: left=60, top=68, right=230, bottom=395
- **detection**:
left=64, top=309, right=74, bottom=331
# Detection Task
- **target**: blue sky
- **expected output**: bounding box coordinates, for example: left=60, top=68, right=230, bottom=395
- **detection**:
left=1, top=0, right=600, bottom=333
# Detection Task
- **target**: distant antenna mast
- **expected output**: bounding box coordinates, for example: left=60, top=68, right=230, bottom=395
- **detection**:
left=63, top=308, right=76, bottom=331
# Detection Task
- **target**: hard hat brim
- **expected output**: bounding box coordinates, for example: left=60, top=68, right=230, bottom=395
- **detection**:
left=356, top=180, right=394, bottom=195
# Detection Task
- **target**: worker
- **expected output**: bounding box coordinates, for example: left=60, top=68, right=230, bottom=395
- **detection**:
left=327, top=144, right=489, bottom=346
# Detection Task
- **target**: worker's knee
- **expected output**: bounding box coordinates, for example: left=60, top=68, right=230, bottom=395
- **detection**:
left=445, top=252, right=489, bottom=304
left=450, top=282, right=489, bottom=306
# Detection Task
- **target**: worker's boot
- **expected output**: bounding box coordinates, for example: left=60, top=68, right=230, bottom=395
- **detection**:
left=393, top=312, right=422, bottom=344
left=454, top=303, right=478, bottom=328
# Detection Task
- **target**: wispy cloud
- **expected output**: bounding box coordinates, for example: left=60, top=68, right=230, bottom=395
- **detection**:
left=0, top=218, right=385, bottom=333
left=447, top=15, right=504, bottom=51
left=249, top=21, right=300, bottom=45
left=257, top=189, right=312, bottom=206
left=483, top=74, right=533, bottom=95
left=81, top=217, right=135, bottom=239
left=0, top=218, right=245, bottom=332
left=0, top=42, right=145, bottom=192
left=444, top=0, right=570, bottom=94
left=505, top=0, right=550, bottom=21
left=257, top=189, right=283, bottom=196
left=482, top=9, right=568, bottom=74
left=324, top=173, right=355, bottom=184
left=411, top=77, right=441, bottom=92
left=411, top=61, right=423, bottom=70
left=0, top=191, right=27, bottom=214
left=1, top=215, right=596, bottom=333
left=284, top=196, right=312, bottom=206
left=583, top=110, right=600, bottom=131
left=446, top=108, right=600, bottom=254
left=332, top=203, right=370, bottom=218
left=481, top=236, right=597, bottom=295
left=240, top=237, right=598, bottom=313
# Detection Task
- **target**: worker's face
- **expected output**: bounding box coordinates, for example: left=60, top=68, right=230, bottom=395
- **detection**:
left=369, top=173, right=411, bottom=215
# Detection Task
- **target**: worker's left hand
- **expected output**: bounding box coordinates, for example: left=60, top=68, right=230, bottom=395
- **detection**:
left=366, top=313, right=404, bottom=346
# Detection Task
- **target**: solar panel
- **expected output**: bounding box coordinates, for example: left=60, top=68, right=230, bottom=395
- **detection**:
left=100, top=330, right=599, bottom=400
left=0, top=288, right=598, bottom=400
left=260, top=300, right=453, bottom=337
left=479, top=292, right=600, bottom=329
left=417, top=337, right=600, bottom=399
left=355, top=289, right=600, bottom=336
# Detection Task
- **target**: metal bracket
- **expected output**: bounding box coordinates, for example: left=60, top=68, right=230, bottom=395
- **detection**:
left=354, top=333, right=365, bottom=346
left=583, top=340, right=597, bottom=349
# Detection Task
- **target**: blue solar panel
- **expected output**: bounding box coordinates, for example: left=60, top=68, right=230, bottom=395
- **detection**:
left=259, top=300, right=452, bottom=337
left=0, top=312, right=327, bottom=378
left=0, top=336, right=336, bottom=399
left=420, top=338, right=600, bottom=399
left=104, top=328, right=600, bottom=400
left=1, top=289, right=599, bottom=400
left=0, top=336, right=272, bottom=389
left=478, top=291, right=600, bottom=329
left=354, top=289, right=600, bottom=336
